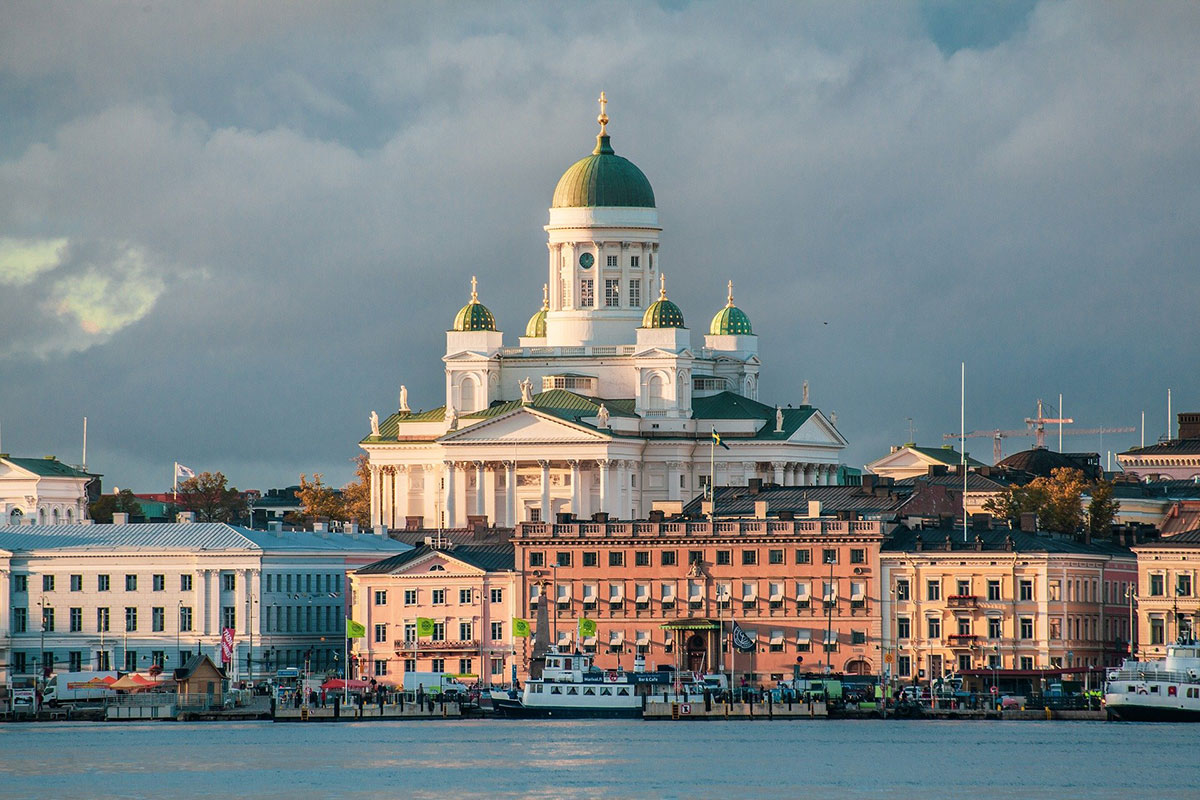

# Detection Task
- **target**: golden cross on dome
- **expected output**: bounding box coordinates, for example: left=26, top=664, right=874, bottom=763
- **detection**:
left=541, top=283, right=549, bottom=309
left=470, top=275, right=478, bottom=302
left=659, top=272, right=667, bottom=300
left=727, top=279, right=735, bottom=307
left=597, top=91, right=609, bottom=135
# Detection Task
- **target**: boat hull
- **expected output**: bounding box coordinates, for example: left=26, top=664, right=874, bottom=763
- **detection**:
left=1106, top=702, right=1200, bottom=722
left=492, top=697, right=643, bottom=719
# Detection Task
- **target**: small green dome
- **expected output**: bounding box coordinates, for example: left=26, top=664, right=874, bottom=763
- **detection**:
left=452, top=277, right=497, bottom=331
left=641, top=275, right=685, bottom=329
left=525, top=284, right=549, bottom=337
left=708, top=281, right=753, bottom=335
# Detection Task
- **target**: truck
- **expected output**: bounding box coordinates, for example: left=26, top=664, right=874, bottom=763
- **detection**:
left=401, top=672, right=471, bottom=700
left=42, top=671, right=118, bottom=706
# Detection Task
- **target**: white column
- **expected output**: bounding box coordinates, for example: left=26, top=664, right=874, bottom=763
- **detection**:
left=772, top=461, right=786, bottom=486
left=423, top=464, right=439, bottom=528
left=381, top=467, right=392, bottom=529
left=667, top=461, right=681, bottom=502
left=0, top=570, right=9, bottom=642
left=397, top=465, right=410, bottom=522
left=485, top=463, right=499, bottom=526
left=208, top=570, right=221, bottom=638
left=369, top=466, right=380, bottom=527
left=616, top=461, right=628, bottom=519
left=504, top=461, right=516, bottom=527
left=743, top=461, right=757, bottom=487
left=539, top=460, right=552, bottom=523
left=569, top=460, right=582, bottom=517
left=475, top=461, right=487, bottom=518
left=444, top=461, right=458, bottom=529
left=599, top=459, right=611, bottom=514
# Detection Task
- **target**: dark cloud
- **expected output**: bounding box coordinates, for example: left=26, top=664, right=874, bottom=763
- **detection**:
left=1, top=1, right=1197, bottom=490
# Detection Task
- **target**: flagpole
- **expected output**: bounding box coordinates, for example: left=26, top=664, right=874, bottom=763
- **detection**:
left=173, top=462, right=178, bottom=502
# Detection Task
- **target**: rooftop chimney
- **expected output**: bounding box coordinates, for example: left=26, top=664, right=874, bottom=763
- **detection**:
left=374, top=524, right=388, bottom=537
left=748, top=478, right=763, bottom=494
left=1179, top=412, right=1200, bottom=440
left=112, top=512, right=129, bottom=525
left=313, top=521, right=327, bottom=533
left=807, top=500, right=822, bottom=518
left=754, top=500, right=769, bottom=519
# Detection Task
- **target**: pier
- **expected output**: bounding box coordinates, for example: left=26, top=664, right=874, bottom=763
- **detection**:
left=643, top=699, right=827, bottom=720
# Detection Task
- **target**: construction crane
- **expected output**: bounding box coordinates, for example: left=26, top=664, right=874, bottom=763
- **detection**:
left=943, top=400, right=1134, bottom=462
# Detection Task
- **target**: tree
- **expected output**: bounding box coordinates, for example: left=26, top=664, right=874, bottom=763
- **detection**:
left=297, top=473, right=345, bottom=522
left=176, top=471, right=248, bottom=523
left=341, top=455, right=371, bottom=525
left=1087, top=480, right=1121, bottom=537
left=89, top=489, right=143, bottom=523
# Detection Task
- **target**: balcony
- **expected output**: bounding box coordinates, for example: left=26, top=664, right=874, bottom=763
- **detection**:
left=947, top=595, right=979, bottom=609
left=947, top=634, right=978, bottom=648
left=393, top=639, right=480, bottom=653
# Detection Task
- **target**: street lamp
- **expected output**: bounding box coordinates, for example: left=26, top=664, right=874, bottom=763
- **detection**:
left=1125, top=585, right=1138, bottom=659
left=37, top=599, right=46, bottom=680
left=823, top=552, right=836, bottom=673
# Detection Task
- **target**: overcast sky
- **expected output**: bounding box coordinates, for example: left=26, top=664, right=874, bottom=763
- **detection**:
left=1, top=1, right=1197, bottom=494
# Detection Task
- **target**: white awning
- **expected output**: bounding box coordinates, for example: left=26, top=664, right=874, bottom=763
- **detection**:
left=796, top=582, right=810, bottom=600
left=635, top=584, right=651, bottom=601
left=661, top=582, right=676, bottom=600
left=823, top=582, right=837, bottom=601
left=770, top=630, right=784, bottom=645
left=796, top=629, right=812, bottom=644
left=557, top=630, right=572, bottom=644
left=530, top=585, right=542, bottom=599
left=742, top=582, right=757, bottom=600
left=609, top=583, right=624, bottom=601
left=582, top=584, right=597, bottom=601
left=609, top=629, right=625, bottom=644
left=557, top=583, right=572, bottom=600
left=636, top=630, right=650, bottom=645
left=745, top=629, right=758, bottom=642
left=688, top=580, right=703, bottom=599
left=769, top=583, right=784, bottom=602
left=823, top=629, right=838, bottom=643
left=583, top=635, right=597, bottom=646
left=850, top=582, right=865, bottom=601
left=716, top=582, right=731, bottom=601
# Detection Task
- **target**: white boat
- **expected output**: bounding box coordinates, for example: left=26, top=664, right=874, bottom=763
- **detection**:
left=492, top=649, right=671, bottom=719
left=1105, top=637, right=1200, bottom=721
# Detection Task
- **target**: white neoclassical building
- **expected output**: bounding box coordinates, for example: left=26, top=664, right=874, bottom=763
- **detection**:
left=362, top=96, right=847, bottom=529
left=0, top=455, right=96, bottom=526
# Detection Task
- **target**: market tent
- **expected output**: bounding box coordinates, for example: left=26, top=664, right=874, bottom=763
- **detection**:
left=110, top=673, right=156, bottom=692
left=320, top=678, right=370, bottom=691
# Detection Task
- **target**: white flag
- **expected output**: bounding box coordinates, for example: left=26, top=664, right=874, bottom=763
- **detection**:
left=175, top=463, right=196, bottom=479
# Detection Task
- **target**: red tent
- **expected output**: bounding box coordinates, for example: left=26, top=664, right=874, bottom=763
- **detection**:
left=320, top=678, right=370, bottom=691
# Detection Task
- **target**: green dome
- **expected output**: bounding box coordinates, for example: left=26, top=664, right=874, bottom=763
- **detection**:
left=708, top=282, right=753, bottom=335
left=452, top=277, right=497, bottom=331
left=525, top=284, right=549, bottom=337
left=552, top=135, right=656, bottom=209
left=642, top=298, right=685, bottom=328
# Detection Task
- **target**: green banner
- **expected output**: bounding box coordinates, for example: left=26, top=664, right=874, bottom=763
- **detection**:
left=512, top=617, right=531, bottom=638
left=416, top=617, right=435, bottom=637
left=346, top=619, right=366, bottom=638
left=578, top=617, right=597, bottom=638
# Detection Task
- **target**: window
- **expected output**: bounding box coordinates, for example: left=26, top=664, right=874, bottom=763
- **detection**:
left=582, top=551, right=598, bottom=567
left=42, top=574, right=55, bottom=592
left=405, top=589, right=418, bottom=605
left=742, top=550, right=758, bottom=566
left=125, top=607, right=138, bottom=632
left=1020, top=656, right=1033, bottom=670
left=556, top=552, right=572, bottom=567
left=716, top=550, right=732, bottom=566
left=926, top=580, right=941, bottom=601
left=491, top=621, right=503, bottom=640
left=988, top=618, right=1002, bottom=639
left=897, top=617, right=911, bottom=639
left=13, top=653, right=26, bottom=674
left=1049, top=580, right=1061, bottom=601
left=1178, top=574, right=1193, bottom=597
left=629, top=279, right=641, bottom=307
left=1019, top=617, right=1034, bottom=639
left=98, top=575, right=110, bottom=592
left=124, top=650, right=138, bottom=672
left=1019, top=580, right=1034, bottom=601
left=957, top=617, right=971, bottom=636
left=404, top=623, right=417, bottom=642
left=635, top=551, right=651, bottom=567
left=221, top=606, right=235, bottom=630
left=374, top=659, right=388, bottom=677
left=42, top=607, right=55, bottom=632
left=850, top=549, right=865, bottom=564
left=431, top=623, right=445, bottom=641
left=851, top=631, right=866, bottom=645
left=606, top=254, right=618, bottom=268
left=823, top=549, right=838, bottom=564
left=609, top=551, right=625, bottom=567
left=605, top=278, right=620, bottom=307
left=459, top=588, right=473, bottom=604
left=432, top=589, right=446, bottom=605
left=459, top=658, right=472, bottom=675
left=429, top=658, right=446, bottom=673
left=459, top=622, right=473, bottom=640
left=897, top=655, right=911, bottom=678
left=1150, top=617, right=1165, bottom=645
left=70, top=607, right=82, bottom=633
left=69, top=651, right=83, bottom=672
left=895, top=580, right=910, bottom=601
left=181, top=574, right=192, bottom=592
left=661, top=550, right=677, bottom=567
left=630, top=256, right=640, bottom=268
left=375, top=624, right=388, bottom=643
left=987, top=580, right=1001, bottom=601
left=956, top=579, right=971, bottom=596
left=96, top=607, right=110, bottom=632
left=927, top=618, right=941, bottom=639
left=374, top=590, right=388, bottom=606
left=580, top=279, right=594, bottom=307
left=125, top=574, right=137, bottom=592
left=13, top=574, right=27, bottom=593
left=70, top=574, right=82, bottom=592
left=528, top=507, right=541, bottom=523
left=404, top=658, right=416, bottom=673
left=180, top=607, right=193, bottom=632
left=152, top=607, right=165, bottom=632
left=529, top=551, right=545, bottom=567
left=688, top=550, right=704, bottom=566
left=489, top=588, right=503, bottom=603
left=153, top=574, right=165, bottom=592
left=12, top=607, right=27, bottom=633
left=1050, top=617, right=1063, bottom=640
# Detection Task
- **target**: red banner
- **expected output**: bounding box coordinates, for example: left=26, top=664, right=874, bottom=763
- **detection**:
left=221, top=627, right=235, bottom=664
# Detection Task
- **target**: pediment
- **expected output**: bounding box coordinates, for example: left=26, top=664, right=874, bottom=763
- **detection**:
left=866, top=448, right=940, bottom=472
left=790, top=411, right=848, bottom=447
left=632, top=347, right=694, bottom=359
left=443, top=350, right=499, bottom=363
left=388, top=551, right=486, bottom=576
left=440, top=408, right=610, bottom=444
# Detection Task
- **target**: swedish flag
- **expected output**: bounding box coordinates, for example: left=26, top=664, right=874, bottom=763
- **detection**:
left=712, top=429, right=730, bottom=450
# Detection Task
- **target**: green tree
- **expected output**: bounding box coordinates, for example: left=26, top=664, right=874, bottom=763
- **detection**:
left=1087, top=480, right=1121, bottom=537
left=89, top=489, right=143, bottom=524
left=176, top=471, right=248, bottom=523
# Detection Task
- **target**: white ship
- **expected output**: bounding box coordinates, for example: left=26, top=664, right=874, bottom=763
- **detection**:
left=1105, top=637, right=1200, bottom=721
left=492, top=649, right=677, bottom=719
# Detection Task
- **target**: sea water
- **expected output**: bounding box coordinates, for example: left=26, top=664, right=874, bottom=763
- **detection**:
left=1, top=719, right=1197, bottom=799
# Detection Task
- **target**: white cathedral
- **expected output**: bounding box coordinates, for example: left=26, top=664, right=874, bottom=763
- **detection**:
left=362, top=96, right=846, bottom=529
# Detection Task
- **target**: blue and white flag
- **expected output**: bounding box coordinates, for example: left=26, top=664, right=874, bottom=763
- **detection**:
left=174, top=462, right=195, bottom=480
left=731, top=621, right=755, bottom=653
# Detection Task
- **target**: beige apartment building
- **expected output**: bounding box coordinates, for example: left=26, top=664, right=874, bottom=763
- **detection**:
left=1131, top=528, right=1200, bottom=659
left=880, top=529, right=1136, bottom=687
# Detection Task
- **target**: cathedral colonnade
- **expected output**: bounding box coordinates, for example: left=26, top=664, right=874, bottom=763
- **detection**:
left=368, top=459, right=840, bottom=529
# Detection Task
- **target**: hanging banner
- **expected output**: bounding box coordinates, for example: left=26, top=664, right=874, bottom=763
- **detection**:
left=221, top=627, right=235, bottom=664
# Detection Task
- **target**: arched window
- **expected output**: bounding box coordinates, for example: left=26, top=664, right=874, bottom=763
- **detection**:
left=37, top=508, right=45, bottom=525
left=8, top=508, right=21, bottom=525
left=459, top=376, right=479, bottom=414
left=51, top=508, right=59, bottom=524
left=66, top=508, right=74, bottom=523
left=646, top=374, right=666, bottom=410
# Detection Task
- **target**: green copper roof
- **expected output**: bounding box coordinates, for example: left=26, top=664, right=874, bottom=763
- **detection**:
left=525, top=285, right=549, bottom=337
left=451, top=277, right=497, bottom=331
left=1, top=456, right=95, bottom=478
left=709, top=305, right=752, bottom=335
left=642, top=297, right=685, bottom=329
left=552, top=134, right=656, bottom=209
